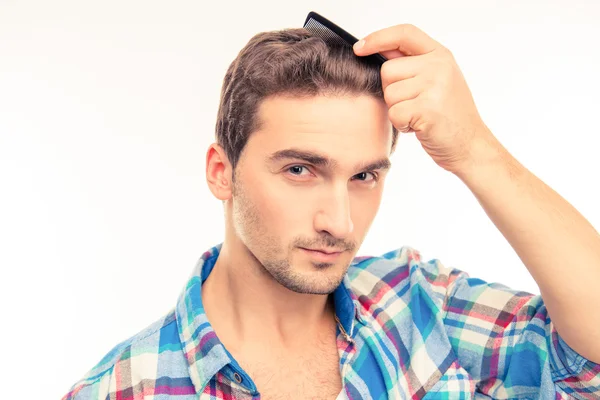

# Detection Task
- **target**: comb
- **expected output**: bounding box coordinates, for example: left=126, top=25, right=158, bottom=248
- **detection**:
left=303, top=11, right=387, bottom=66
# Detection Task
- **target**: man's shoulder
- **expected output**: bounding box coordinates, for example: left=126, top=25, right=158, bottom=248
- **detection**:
left=62, top=309, right=185, bottom=399
left=347, top=246, right=463, bottom=302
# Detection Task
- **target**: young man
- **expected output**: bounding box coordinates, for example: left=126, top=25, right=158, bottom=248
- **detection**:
left=63, top=24, right=600, bottom=399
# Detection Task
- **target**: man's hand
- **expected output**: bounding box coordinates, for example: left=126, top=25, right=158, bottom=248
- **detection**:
left=354, top=24, right=499, bottom=175
left=356, top=24, right=600, bottom=365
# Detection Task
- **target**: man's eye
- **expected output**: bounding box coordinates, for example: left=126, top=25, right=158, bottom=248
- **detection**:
left=288, top=165, right=309, bottom=175
left=354, top=172, right=378, bottom=182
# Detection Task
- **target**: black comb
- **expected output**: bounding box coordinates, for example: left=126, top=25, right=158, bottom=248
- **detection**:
left=303, top=11, right=387, bottom=66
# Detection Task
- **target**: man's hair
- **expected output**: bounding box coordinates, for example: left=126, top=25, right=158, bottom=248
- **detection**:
left=215, top=28, right=398, bottom=171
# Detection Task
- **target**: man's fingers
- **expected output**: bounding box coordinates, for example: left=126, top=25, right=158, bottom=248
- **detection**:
left=354, top=24, right=441, bottom=57
left=388, top=99, right=422, bottom=133
left=380, top=54, right=427, bottom=91
left=383, top=77, right=422, bottom=107
left=380, top=49, right=405, bottom=60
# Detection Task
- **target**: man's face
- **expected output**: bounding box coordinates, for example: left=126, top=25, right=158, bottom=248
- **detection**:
left=230, top=94, right=393, bottom=295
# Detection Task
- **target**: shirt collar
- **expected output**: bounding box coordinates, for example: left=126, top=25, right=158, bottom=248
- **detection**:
left=175, top=243, right=361, bottom=394
left=175, top=244, right=232, bottom=394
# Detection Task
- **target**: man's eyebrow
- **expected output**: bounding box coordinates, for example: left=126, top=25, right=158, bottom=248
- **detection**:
left=358, top=158, right=392, bottom=172
left=268, top=149, right=337, bottom=168
left=268, top=148, right=392, bottom=172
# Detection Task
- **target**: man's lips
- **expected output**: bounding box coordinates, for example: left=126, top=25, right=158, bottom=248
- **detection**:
left=299, top=247, right=345, bottom=262
left=300, top=247, right=344, bottom=254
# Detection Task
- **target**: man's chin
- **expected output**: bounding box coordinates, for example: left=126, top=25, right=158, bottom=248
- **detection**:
left=281, top=268, right=347, bottom=295
left=283, top=281, right=341, bottom=295
left=264, top=251, right=351, bottom=294
left=312, top=262, right=336, bottom=270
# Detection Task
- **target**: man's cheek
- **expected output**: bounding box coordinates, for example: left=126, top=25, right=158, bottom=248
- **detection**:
left=350, top=202, right=379, bottom=236
left=269, top=194, right=314, bottom=228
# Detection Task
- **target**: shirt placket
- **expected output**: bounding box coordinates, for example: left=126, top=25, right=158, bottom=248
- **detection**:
left=335, top=313, right=359, bottom=386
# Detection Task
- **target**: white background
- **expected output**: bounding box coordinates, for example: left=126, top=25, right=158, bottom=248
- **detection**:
left=1, top=0, right=599, bottom=398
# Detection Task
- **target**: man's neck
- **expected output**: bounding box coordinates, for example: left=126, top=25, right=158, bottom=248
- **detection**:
left=201, top=238, right=336, bottom=353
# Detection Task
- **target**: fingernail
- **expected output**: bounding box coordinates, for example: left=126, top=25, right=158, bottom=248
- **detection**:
left=354, top=40, right=365, bottom=51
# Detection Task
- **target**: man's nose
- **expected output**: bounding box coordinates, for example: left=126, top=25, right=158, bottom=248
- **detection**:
left=313, top=186, right=354, bottom=239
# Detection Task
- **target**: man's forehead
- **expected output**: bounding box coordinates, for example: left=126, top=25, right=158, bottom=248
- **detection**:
left=247, top=95, right=394, bottom=169
left=255, top=94, right=393, bottom=134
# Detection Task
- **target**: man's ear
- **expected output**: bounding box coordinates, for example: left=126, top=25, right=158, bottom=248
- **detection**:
left=205, top=143, right=234, bottom=201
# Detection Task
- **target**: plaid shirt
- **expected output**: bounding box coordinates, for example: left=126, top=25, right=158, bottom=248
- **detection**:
left=63, top=244, right=600, bottom=399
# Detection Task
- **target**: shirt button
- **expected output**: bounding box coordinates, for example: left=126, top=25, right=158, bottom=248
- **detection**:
left=233, top=372, right=243, bottom=384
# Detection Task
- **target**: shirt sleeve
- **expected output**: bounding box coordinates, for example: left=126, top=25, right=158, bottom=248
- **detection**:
left=441, top=265, right=600, bottom=399
left=61, top=340, right=127, bottom=400
left=61, top=369, right=112, bottom=400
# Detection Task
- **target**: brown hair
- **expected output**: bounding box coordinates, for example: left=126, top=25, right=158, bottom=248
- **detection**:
left=215, top=28, right=398, bottom=171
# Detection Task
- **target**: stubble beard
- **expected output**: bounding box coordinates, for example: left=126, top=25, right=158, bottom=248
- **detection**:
left=231, top=179, right=352, bottom=295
